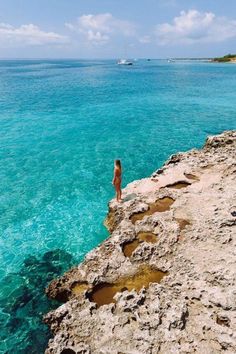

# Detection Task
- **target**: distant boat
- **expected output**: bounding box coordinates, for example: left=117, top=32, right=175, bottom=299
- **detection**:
left=167, top=59, right=175, bottom=63
left=117, top=59, right=133, bottom=66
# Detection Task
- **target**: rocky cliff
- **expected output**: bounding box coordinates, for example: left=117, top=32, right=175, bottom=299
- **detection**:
left=44, top=131, right=236, bottom=354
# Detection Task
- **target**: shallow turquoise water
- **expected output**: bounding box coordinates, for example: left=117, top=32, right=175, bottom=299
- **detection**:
left=0, top=59, right=236, bottom=353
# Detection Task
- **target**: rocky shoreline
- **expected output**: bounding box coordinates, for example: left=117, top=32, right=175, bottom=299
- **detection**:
left=44, top=131, right=236, bottom=354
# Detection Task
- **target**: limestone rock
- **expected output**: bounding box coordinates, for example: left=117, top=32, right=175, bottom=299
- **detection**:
left=44, top=131, right=236, bottom=354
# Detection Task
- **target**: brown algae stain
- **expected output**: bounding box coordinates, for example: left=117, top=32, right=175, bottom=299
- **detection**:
left=104, top=209, right=117, bottom=233
left=72, top=282, right=89, bottom=296
left=176, top=218, right=191, bottom=231
left=123, top=232, right=158, bottom=257
left=184, top=173, right=200, bottom=181
left=137, top=232, right=158, bottom=243
left=166, top=181, right=191, bottom=189
left=123, top=239, right=140, bottom=258
left=87, top=265, right=167, bottom=307
left=131, top=197, right=175, bottom=224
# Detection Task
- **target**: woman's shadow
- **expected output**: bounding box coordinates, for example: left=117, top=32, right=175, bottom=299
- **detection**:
left=122, top=193, right=137, bottom=202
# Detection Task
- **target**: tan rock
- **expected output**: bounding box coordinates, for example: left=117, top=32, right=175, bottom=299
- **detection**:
left=44, top=131, right=236, bottom=354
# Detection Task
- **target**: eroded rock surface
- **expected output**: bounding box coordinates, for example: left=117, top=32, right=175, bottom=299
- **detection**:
left=44, top=131, right=236, bottom=354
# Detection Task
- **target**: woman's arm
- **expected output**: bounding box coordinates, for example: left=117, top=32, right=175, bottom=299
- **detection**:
left=112, top=167, right=118, bottom=184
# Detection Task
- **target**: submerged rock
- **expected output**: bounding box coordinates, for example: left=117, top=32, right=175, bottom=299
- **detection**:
left=45, top=131, right=236, bottom=354
left=0, top=249, right=75, bottom=354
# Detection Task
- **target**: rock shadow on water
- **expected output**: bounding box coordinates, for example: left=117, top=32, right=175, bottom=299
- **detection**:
left=86, top=265, right=167, bottom=307
left=0, top=249, right=75, bottom=354
left=130, top=197, right=175, bottom=224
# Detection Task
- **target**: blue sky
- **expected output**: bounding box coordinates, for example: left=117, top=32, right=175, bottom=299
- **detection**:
left=0, top=0, right=236, bottom=58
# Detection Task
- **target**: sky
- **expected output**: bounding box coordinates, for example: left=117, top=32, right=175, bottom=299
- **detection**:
left=0, top=0, right=236, bottom=58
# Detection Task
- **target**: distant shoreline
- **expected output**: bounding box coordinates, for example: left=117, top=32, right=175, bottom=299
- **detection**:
left=213, top=54, right=236, bottom=63
left=0, top=54, right=235, bottom=62
left=0, top=57, right=221, bottom=61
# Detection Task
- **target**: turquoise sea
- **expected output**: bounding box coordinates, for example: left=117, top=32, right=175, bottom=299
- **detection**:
left=0, top=59, right=235, bottom=353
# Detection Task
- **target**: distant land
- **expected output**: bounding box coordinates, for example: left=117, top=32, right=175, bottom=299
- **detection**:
left=213, top=53, right=236, bottom=63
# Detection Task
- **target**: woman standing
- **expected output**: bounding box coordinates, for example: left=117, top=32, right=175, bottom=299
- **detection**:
left=112, top=159, right=122, bottom=202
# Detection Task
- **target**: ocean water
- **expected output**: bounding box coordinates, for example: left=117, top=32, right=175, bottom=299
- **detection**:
left=0, top=59, right=235, bottom=353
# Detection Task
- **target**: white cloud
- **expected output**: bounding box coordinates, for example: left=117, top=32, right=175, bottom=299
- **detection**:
left=0, top=23, right=68, bottom=46
left=139, top=35, right=151, bottom=44
left=65, top=13, right=136, bottom=44
left=87, top=30, right=109, bottom=44
left=155, top=10, right=236, bottom=45
left=79, top=13, right=113, bottom=33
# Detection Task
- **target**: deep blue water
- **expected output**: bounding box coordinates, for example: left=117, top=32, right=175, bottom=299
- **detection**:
left=0, top=59, right=235, bottom=353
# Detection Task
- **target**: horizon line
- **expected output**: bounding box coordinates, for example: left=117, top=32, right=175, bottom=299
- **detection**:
left=0, top=56, right=214, bottom=60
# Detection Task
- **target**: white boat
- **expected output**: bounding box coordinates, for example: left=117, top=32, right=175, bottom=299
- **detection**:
left=117, top=59, right=133, bottom=65
left=167, top=59, right=175, bottom=63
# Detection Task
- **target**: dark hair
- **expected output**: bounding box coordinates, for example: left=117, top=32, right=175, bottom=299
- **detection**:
left=115, top=159, right=121, bottom=168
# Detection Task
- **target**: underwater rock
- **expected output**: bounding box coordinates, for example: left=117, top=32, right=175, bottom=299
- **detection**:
left=0, top=249, right=75, bottom=354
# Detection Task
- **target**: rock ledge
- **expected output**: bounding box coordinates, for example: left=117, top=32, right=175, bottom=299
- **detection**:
left=45, top=131, right=236, bottom=354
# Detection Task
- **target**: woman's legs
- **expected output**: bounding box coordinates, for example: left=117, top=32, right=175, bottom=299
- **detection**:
left=118, top=186, right=122, bottom=201
left=115, top=185, right=119, bottom=201
left=115, top=183, right=122, bottom=202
